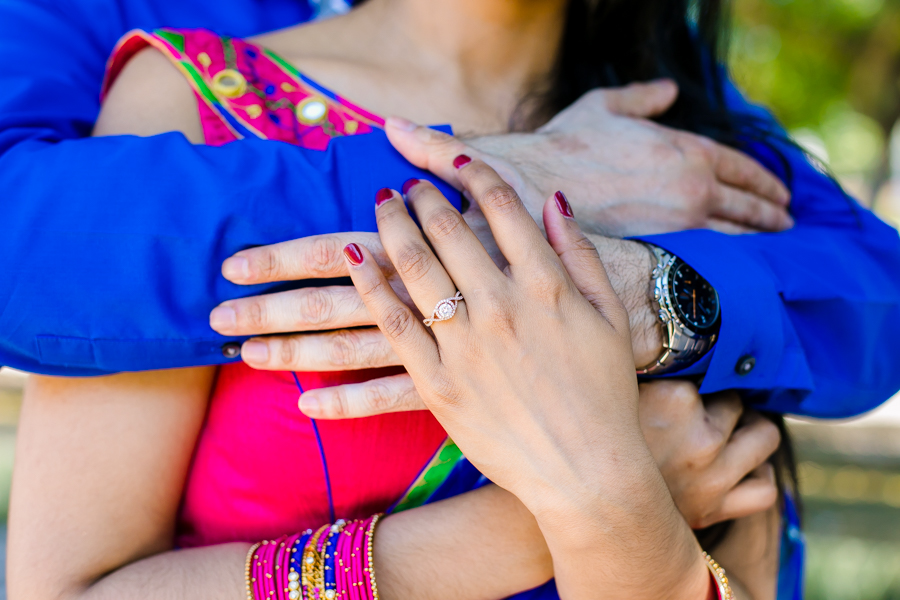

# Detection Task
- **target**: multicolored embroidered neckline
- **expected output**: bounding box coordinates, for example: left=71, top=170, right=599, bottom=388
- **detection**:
left=104, top=28, right=385, bottom=150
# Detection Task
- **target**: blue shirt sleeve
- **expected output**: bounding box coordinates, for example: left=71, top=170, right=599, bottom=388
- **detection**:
left=637, top=76, right=900, bottom=419
left=0, top=0, right=455, bottom=376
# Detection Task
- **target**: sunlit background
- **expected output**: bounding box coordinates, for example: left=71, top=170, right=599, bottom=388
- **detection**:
left=0, top=0, right=899, bottom=597
left=732, top=1, right=900, bottom=596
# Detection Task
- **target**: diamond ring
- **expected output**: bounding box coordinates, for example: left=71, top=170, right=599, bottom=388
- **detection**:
left=424, top=292, right=464, bottom=327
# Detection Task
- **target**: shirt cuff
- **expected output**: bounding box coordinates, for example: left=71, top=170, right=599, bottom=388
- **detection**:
left=632, top=230, right=815, bottom=397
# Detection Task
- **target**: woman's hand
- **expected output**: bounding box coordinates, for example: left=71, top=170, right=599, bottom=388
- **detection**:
left=640, top=381, right=780, bottom=529
left=341, top=158, right=709, bottom=599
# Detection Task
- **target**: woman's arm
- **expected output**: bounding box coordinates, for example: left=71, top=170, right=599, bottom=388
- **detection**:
left=6, top=368, right=550, bottom=600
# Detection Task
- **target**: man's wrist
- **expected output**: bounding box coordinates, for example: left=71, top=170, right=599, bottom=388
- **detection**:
left=587, top=235, right=663, bottom=368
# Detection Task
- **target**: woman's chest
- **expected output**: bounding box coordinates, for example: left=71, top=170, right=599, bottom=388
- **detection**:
left=176, top=363, right=448, bottom=547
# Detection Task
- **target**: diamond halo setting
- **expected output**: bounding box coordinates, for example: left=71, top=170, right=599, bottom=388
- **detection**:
left=424, top=291, right=464, bottom=327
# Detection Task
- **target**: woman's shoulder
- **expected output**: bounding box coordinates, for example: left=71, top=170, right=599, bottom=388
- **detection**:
left=94, top=38, right=204, bottom=141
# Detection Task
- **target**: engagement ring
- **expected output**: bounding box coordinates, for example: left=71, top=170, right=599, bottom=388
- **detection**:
left=424, top=292, right=464, bottom=327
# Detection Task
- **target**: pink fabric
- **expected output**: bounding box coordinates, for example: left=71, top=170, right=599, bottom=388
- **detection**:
left=177, top=365, right=446, bottom=547
left=105, top=29, right=448, bottom=548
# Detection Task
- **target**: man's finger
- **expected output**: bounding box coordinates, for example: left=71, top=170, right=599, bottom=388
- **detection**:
left=705, top=218, right=757, bottom=235
left=210, top=286, right=373, bottom=336
left=598, top=79, right=679, bottom=118
left=713, top=185, right=794, bottom=232
left=240, top=328, right=401, bottom=372
left=712, top=144, right=791, bottom=207
left=298, top=373, right=426, bottom=419
left=221, top=232, right=387, bottom=285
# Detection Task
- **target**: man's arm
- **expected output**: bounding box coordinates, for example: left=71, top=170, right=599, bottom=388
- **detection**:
left=0, top=0, right=454, bottom=376
left=635, top=77, right=900, bottom=418
left=220, top=96, right=900, bottom=420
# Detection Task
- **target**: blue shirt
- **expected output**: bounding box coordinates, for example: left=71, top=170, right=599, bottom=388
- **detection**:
left=0, top=0, right=898, bottom=420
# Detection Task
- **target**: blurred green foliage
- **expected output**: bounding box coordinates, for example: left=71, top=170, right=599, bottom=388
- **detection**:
left=730, top=0, right=900, bottom=203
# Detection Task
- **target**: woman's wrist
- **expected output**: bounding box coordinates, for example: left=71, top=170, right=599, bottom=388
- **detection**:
left=526, top=447, right=712, bottom=600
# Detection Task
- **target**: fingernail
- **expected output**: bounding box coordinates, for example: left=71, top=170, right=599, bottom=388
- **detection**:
left=209, top=305, right=237, bottom=330
left=555, top=191, right=574, bottom=218
left=298, top=393, right=321, bottom=415
left=241, top=341, right=269, bottom=363
left=222, top=256, right=250, bottom=281
left=386, top=116, right=417, bottom=132
left=453, top=154, right=472, bottom=169
left=401, top=178, right=420, bottom=195
left=375, top=187, right=394, bottom=208
left=344, top=243, right=364, bottom=266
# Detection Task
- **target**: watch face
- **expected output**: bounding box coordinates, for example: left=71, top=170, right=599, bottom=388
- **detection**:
left=668, top=260, right=720, bottom=334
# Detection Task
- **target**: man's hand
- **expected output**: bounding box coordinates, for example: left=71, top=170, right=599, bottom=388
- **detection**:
left=386, top=80, right=792, bottom=237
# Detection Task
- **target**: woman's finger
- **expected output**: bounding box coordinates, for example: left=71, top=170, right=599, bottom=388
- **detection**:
left=374, top=187, right=470, bottom=329
left=702, top=391, right=744, bottom=440
left=210, top=285, right=372, bottom=336
left=712, top=464, right=779, bottom=524
left=455, top=158, right=557, bottom=268
left=240, top=328, right=400, bottom=371
left=713, top=184, right=794, bottom=232
left=298, top=373, right=426, bottom=419
left=405, top=180, right=504, bottom=292
left=342, top=242, right=441, bottom=379
left=711, top=143, right=791, bottom=207
left=542, top=192, right=626, bottom=328
left=221, top=232, right=389, bottom=285
left=718, top=412, right=781, bottom=487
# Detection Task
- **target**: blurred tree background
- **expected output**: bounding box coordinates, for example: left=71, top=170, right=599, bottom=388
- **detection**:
left=731, top=0, right=900, bottom=224
left=730, top=1, right=900, bottom=597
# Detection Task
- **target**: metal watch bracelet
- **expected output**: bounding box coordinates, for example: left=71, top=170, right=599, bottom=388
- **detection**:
left=636, top=244, right=717, bottom=376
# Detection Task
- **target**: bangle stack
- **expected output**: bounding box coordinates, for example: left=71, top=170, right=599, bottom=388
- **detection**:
left=702, top=551, right=734, bottom=600
left=247, top=515, right=383, bottom=600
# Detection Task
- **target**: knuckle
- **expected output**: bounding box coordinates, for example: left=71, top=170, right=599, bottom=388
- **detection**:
left=381, top=305, right=417, bottom=341
left=307, top=236, right=344, bottom=276
left=479, top=184, right=521, bottom=215
left=364, top=381, right=402, bottom=413
left=527, top=267, right=567, bottom=306
left=298, top=288, right=334, bottom=326
left=254, top=247, right=282, bottom=280
left=425, top=209, right=466, bottom=243
left=328, top=330, right=359, bottom=367
left=330, top=388, right=350, bottom=419
left=395, top=243, right=433, bottom=283
left=430, top=372, right=462, bottom=407
left=244, top=299, right=268, bottom=330
left=277, top=337, right=299, bottom=367
left=480, top=292, right=518, bottom=337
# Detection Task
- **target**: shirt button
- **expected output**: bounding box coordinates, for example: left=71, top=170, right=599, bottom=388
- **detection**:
left=221, top=342, right=242, bottom=359
left=735, top=355, right=756, bottom=376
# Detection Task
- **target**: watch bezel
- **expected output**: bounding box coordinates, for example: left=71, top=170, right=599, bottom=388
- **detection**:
left=664, top=259, right=721, bottom=337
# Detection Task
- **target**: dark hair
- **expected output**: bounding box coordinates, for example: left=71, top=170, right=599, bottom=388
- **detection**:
left=544, top=0, right=737, bottom=142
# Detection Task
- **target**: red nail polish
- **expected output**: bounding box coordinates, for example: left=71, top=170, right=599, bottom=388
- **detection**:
left=375, top=187, right=393, bottom=207
left=344, top=243, right=364, bottom=266
left=555, top=191, right=574, bottom=218
left=401, top=178, right=420, bottom=195
left=453, top=154, right=472, bottom=169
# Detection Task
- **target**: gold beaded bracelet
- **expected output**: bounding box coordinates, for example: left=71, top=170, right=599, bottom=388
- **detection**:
left=365, top=514, right=383, bottom=600
left=702, top=552, right=734, bottom=600
left=245, top=542, right=262, bottom=600
left=302, top=525, right=329, bottom=598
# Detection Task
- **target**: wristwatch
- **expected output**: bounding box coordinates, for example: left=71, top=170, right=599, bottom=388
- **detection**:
left=636, top=244, right=721, bottom=375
